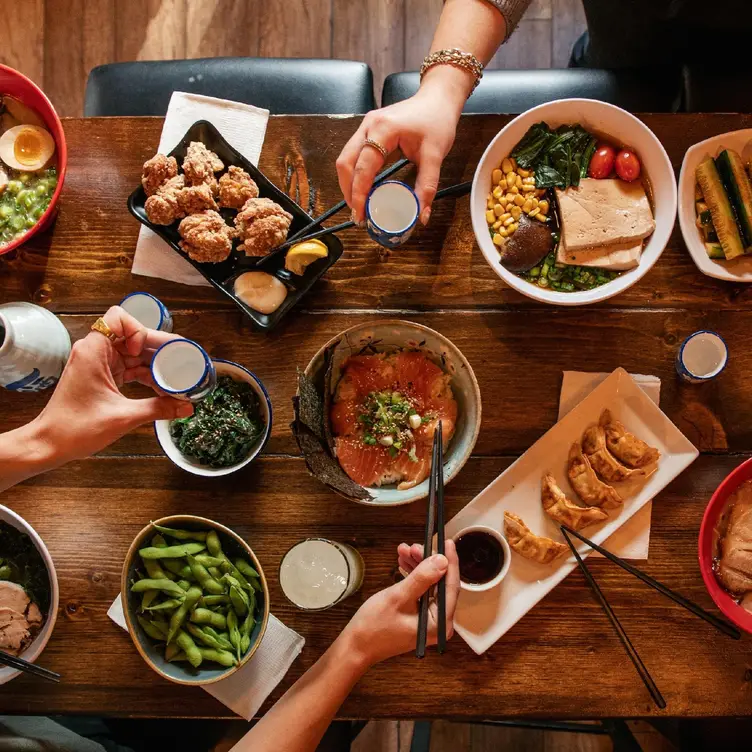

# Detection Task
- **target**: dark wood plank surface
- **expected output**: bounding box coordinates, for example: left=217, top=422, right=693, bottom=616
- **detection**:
left=2, top=116, right=752, bottom=314
left=1, top=114, right=752, bottom=720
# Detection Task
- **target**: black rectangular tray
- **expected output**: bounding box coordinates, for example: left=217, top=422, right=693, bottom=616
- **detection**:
left=127, top=120, right=343, bottom=332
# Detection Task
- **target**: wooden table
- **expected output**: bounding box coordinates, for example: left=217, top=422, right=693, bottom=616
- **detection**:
left=1, top=114, right=752, bottom=720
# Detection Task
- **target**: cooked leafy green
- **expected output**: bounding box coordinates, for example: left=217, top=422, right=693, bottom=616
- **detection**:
left=0, top=522, right=50, bottom=612
left=511, top=122, right=597, bottom=190
left=170, top=376, right=265, bottom=468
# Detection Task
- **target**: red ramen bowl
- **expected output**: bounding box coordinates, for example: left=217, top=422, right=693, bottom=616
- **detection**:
left=698, top=456, right=752, bottom=635
left=0, top=65, right=67, bottom=257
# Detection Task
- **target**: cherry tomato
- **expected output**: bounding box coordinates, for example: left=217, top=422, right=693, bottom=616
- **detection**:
left=615, top=150, right=641, bottom=182
left=588, top=143, right=616, bottom=179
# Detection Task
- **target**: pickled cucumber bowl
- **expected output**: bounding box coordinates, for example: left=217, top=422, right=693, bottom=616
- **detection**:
left=0, top=65, right=67, bottom=256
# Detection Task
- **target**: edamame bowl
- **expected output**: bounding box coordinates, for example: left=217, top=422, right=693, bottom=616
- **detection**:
left=0, top=167, right=58, bottom=247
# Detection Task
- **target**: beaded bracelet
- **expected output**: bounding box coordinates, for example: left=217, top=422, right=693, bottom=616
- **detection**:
left=419, top=48, right=484, bottom=93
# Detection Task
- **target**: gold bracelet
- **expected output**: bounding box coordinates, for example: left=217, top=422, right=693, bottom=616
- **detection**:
left=419, top=48, right=484, bottom=93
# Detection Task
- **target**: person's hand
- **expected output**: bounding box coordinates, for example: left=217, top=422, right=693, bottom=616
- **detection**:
left=343, top=539, right=460, bottom=667
left=33, top=306, right=193, bottom=463
left=336, top=84, right=461, bottom=227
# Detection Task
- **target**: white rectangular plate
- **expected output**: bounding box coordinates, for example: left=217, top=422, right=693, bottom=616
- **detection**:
left=677, top=128, right=752, bottom=282
left=446, top=367, right=699, bottom=655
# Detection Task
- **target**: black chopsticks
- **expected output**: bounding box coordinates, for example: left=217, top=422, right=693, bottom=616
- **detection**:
left=561, top=527, right=666, bottom=709
left=417, top=423, right=446, bottom=658
left=0, top=651, right=60, bottom=683
left=276, top=180, right=474, bottom=254
left=562, top=525, right=741, bottom=640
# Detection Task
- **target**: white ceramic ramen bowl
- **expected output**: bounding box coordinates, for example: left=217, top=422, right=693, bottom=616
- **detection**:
left=155, top=359, right=272, bottom=477
left=471, top=98, right=677, bottom=305
left=303, top=320, right=482, bottom=506
left=0, top=505, right=59, bottom=685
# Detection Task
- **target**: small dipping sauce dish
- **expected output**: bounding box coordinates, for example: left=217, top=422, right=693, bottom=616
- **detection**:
left=453, top=524, right=511, bottom=592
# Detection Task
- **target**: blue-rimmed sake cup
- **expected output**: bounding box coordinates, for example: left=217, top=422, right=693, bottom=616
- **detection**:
left=150, top=339, right=216, bottom=402
left=120, top=292, right=173, bottom=332
left=675, top=330, right=728, bottom=383
left=365, top=180, right=419, bottom=248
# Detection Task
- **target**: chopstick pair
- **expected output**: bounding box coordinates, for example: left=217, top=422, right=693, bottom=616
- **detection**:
left=416, top=422, right=446, bottom=658
left=0, top=650, right=60, bottom=683
left=561, top=525, right=741, bottom=709
left=276, top=177, right=474, bottom=254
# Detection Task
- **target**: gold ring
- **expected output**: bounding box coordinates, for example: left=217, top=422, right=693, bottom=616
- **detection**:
left=364, top=137, right=389, bottom=159
left=91, top=317, right=118, bottom=342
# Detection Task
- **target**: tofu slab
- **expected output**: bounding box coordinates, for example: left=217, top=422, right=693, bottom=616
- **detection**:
left=557, top=237, right=643, bottom=271
left=555, top=178, right=655, bottom=252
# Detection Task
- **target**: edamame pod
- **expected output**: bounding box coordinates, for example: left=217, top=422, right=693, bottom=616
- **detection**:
left=139, top=543, right=206, bottom=559
left=197, top=648, right=236, bottom=667
left=199, top=595, right=230, bottom=608
left=240, top=634, right=251, bottom=654
left=164, top=642, right=181, bottom=661
left=175, top=630, right=203, bottom=668
left=137, top=615, right=167, bottom=641
left=167, top=586, right=202, bottom=644
left=176, top=579, right=192, bottom=592
left=203, top=626, right=234, bottom=651
left=205, top=530, right=223, bottom=558
left=162, top=559, right=195, bottom=580
left=194, top=555, right=224, bottom=568
left=186, top=623, right=231, bottom=652
left=187, top=553, right=225, bottom=595
left=168, top=651, right=189, bottom=663
left=234, top=558, right=260, bottom=580
left=190, top=608, right=226, bottom=630
left=144, top=597, right=185, bottom=612
left=207, top=566, right=222, bottom=581
left=227, top=609, right=241, bottom=662
left=151, top=523, right=208, bottom=542
left=219, top=560, right=253, bottom=592
left=0, top=565, right=13, bottom=580
left=141, top=590, right=158, bottom=612
left=131, top=578, right=186, bottom=598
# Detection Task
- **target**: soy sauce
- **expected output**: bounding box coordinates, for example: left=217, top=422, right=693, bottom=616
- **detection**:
left=455, top=531, right=504, bottom=584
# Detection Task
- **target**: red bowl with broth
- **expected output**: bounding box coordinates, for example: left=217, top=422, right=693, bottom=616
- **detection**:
left=0, top=64, right=67, bottom=256
left=698, top=456, right=752, bottom=635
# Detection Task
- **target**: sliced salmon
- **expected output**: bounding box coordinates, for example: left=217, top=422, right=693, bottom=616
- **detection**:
left=331, top=351, right=458, bottom=489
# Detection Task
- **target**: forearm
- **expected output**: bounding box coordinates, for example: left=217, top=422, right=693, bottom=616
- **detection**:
left=232, top=629, right=371, bottom=752
left=0, top=418, right=59, bottom=493
left=420, top=0, right=511, bottom=110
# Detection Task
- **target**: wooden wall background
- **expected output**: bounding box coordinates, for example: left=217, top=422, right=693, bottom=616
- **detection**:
left=0, top=0, right=586, bottom=118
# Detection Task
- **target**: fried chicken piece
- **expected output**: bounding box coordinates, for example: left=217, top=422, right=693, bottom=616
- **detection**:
left=177, top=183, right=218, bottom=214
left=142, top=153, right=178, bottom=196
left=178, top=210, right=234, bottom=263
left=182, top=142, right=224, bottom=192
left=144, top=175, right=185, bottom=225
left=234, top=197, right=293, bottom=257
left=219, top=166, right=259, bottom=209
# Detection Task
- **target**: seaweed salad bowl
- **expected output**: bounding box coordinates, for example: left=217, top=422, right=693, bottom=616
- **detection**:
left=155, top=360, right=272, bottom=477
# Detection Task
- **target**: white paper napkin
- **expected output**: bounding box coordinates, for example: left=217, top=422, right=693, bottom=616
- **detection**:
left=559, top=371, right=661, bottom=560
left=108, top=594, right=304, bottom=720
left=131, top=91, right=270, bottom=287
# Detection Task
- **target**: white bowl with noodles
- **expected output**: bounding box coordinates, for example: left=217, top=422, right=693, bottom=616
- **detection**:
left=302, top=320, right=482, bottom=506
left=471, top=98, right=677, bottom=305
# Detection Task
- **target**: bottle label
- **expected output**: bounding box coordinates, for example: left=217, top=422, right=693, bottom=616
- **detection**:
left=4, top=369, right=59, bottom=392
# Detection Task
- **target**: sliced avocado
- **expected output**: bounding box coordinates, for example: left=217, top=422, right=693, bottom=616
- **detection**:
left=716, top=149, right=752, bottom=250
left=696, top=157, right=745, bottom=260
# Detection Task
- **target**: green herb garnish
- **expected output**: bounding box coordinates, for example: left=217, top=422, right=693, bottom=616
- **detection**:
left=170, top=375, right=265, bottom=468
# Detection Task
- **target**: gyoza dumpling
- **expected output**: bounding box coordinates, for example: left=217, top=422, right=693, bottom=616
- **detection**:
left=567, top=443, right=622, bottom=510
left=503, top=511, right=568, bottom=565
left=582, top=423, right=644, bottom=483
left=541, top=473, right=609, bottom=531
left=600, top=409, right=660, bottom=469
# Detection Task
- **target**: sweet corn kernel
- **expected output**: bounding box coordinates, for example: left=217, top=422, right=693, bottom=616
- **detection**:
left=492, top=233, right=504, bottom=246
left=486, top=209, right=496, bottom=224
left=538, top=200, right=549, bottom=214
left=517, top=168, right=531, bottom=178
left=535, top=212, right=548, bottom=222
left=522, top=198, right=533, bottom=213
left=510, top=206, right=522, bottom=220
left=528, top=208, right=540, bottom=218
left=501, top=158, right=512, bottom=174
left=492, top=186, right=503, bottom=200
left=515, top=175, right=523, bottom=189
left=492, top=219, right=502, bottom=230
left=503, top=216, right=515, bottom=226
left=522, top=184, right=536, bottom=192
left=505, top=193, right=516, bottom=204
left=509, top=222, right=518, bottom=232
left=499, top=212, right=511, bottom=222
left=492, top=169, right=503, bottom=184
left=531, top=197, right=539, bottom=209
left=499, top=178, right=508, bottom=191
left=513, top=193, right=525, bottom=207
left=509, top=157, right=517, bottom=170
left=498, top=227, right=509, bottom=237
left=523, top=176, right=536, bottom=185
left=493, top=203, right=504, bottom=217
left=511, top=185, right=519, bottom=194
left=505, top=172, right=516, bottom=187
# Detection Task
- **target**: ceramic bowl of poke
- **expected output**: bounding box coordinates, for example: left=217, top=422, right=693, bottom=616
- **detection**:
left=471, top=98, right=677, bottom=306
left=698, top=457, right=752, bottom=636
left=0, top=504, right=59, bottom=685
left=0, top=64, right=67, bottom=256
left=295, top=320, right=482, bottom=506
left=154, top=359, right=273, bottom=477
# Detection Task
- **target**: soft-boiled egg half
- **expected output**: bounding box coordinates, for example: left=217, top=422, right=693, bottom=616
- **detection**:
left=0, top=125, right=56, bottom=171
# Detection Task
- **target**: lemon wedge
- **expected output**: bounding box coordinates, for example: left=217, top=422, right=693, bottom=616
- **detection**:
left=285, top=239, right=328, bottom=276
